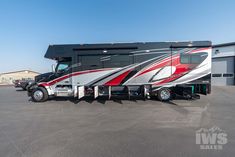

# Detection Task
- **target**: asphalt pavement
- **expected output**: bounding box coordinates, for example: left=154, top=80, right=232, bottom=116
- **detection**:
left=0, top=86, right=234, bottom=157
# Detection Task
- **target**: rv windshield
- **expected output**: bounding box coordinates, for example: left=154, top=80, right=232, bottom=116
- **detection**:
left=55, top=61, right=71, bottom=73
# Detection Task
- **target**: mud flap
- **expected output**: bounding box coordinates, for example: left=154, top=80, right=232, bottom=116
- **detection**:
left=78, top=86, right=85, bottom=99
left=143, top=86, right=147, bottom=99
left=143, top=85, right=151, bottom=99
left=200, top=84, right=208, bottom=95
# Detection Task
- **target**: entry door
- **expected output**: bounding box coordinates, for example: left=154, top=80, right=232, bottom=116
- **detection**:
left=55, top=59, right=72, bottom=86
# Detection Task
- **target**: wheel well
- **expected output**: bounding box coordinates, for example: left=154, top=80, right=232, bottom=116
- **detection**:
left=38, top=85, right=45, bottom=88
left=37, top=85, right=49, bottom=94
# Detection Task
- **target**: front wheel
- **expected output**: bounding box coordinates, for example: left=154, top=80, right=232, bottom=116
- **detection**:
left=31, top=87, right=48, bottom=102
left=157, top=88, right=171, bottom=101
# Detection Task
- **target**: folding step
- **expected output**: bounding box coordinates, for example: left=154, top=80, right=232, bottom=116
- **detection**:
left=94, top=86, right=99, bottom=99
left=78, top=86, right=85, bottom=99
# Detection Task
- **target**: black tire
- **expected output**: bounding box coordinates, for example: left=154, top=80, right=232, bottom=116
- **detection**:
left=26, top=84, right=30, bottom=91
left=31, top=87, right=48, bottom=102
left=157, top=88, right=171, bottom=101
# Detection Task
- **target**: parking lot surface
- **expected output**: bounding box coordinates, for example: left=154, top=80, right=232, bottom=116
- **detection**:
left=0, top=86, right=234, bottom=157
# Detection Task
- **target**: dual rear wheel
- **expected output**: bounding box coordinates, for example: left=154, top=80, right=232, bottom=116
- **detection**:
left=157, top=88, right=172, bottom=101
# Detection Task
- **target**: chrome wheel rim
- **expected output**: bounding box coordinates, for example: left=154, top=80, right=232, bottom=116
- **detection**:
left=160, top=89, right=170, bottom=100
left=33, top=90, right=43, bottom=101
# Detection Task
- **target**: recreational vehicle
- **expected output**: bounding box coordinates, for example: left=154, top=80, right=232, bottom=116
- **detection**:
left=28, top=41, right=212, bottom=102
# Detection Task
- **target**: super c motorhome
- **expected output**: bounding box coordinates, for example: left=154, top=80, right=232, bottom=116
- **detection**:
left=28, top=41, right=212, bottom=102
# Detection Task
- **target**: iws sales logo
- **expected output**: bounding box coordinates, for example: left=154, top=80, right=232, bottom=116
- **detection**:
left=196, top=126, right=228, bottom=150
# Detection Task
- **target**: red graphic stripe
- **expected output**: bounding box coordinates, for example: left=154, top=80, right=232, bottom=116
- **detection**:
left=136, top=54, right=180, bottom=77
left=155, top=64, right=192, bottom=85
left=105, top=69, right=133, bottom=86
left=135, top=48, right=210, bottom=78
left=38, top=68, right=114, bottom=87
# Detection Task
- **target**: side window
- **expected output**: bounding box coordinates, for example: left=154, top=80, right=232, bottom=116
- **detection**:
left=80, top=56, right=102, bottom=70
left=180, top=52, right=208, bottom=64
left=79, top=54, right=132, bottom=70
left=180, top=54, right=191, bottom=64
left=212, top=74, right=222, bottom=77
left=191, top=55, right=202, bottom=64
left=134, top=52, right=165, bottom=63
left=103, top=55, right=131, bottom=68
left=223, top=73, right=234, bottom=77
left=57, top=63, right=69, bottom=71
left=56, top=61, right=71, bottom=74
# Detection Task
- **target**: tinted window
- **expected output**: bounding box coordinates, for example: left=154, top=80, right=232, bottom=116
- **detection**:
left=79, top=54, right=132, bottom=70
left=191, top=55, right=202, bottom=64
left=56, top=61, right=71, bottom=73
left=81, top=56, right=102, bottom=70
left=180, top=52, right=208, bottom=64
left=212, top=74, right=222, bottom=77
left=223, top=73, right=234, bottom=77
left=103, top=55, right=132, bottom=68
left=180, top=54, right=191, bottom=64
left=57, top=63, right=69, bottom=71
left=133, top=52, right=166, bottom=63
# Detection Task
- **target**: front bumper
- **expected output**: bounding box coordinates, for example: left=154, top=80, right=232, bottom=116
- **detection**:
left=14, top=84, right=21, bottom=88
left=14, top=82, right=22, bottom=88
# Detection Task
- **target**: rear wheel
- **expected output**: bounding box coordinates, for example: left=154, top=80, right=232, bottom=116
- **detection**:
left=31, top=87, right=48, bottom=102
left=157, top=88, right=171, bottom=101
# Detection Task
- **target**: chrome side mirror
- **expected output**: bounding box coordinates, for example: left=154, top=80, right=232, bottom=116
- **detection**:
left=51, top=64, right=56, bottom=73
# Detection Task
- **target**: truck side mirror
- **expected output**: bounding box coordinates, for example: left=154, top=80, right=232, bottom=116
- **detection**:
left=52, top=64, right=55, bottom=73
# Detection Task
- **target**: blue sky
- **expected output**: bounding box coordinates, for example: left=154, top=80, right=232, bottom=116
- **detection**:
left=0, top=0, right=235, bottom=73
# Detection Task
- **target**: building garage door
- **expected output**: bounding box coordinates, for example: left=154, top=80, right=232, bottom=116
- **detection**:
left=212, top=57, right=234, bottom=85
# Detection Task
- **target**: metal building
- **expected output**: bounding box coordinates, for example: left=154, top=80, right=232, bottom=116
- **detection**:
left=212, top=42, right=235, bottom=86
left=0, top=70, right=40, bottom=85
